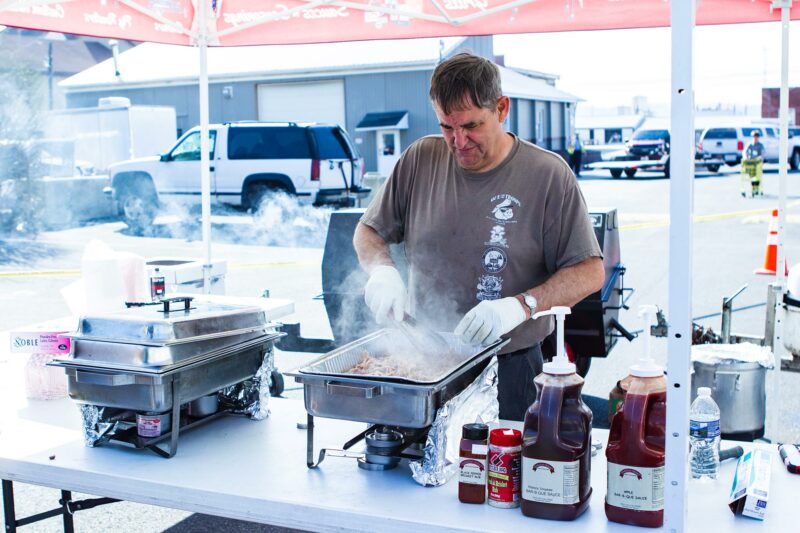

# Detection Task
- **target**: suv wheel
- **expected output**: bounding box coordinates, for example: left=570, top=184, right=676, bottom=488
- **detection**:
left=791, top=149, right=800, bottom=171
left=247, top=182, right=288, bottom=213
left=119, top=182, right=157, bottom=236
left=624, top=168, right=637, bottom=178
left=707, top=164, right=720, bottom=173
left=610, top=169, right=623, bottom=179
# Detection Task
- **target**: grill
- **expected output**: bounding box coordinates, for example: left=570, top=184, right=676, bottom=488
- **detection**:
left=50, top=296, right=283, bottom=457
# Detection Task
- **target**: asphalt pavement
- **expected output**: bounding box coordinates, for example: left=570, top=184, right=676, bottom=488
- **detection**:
left=2, top=164, right=800, bottom=531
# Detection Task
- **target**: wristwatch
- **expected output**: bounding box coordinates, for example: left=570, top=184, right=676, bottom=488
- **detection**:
left=515, top=292, right=537, bottom=320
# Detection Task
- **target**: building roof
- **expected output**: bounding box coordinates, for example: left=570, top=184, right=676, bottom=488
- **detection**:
left=59, top=37, right=578, bottom=103
left=0, top=29, right=134, bottom=77
left=500, top=67, right=578, bottom=103
left=576, top=114, right=646, bottom=130
left=356, top=111, right=409, bottom=131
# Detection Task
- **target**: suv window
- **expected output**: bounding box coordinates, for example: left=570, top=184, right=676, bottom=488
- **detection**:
left=228, top=127, right=311, bottom=159
left=311, top=126, right=353, bottom=160
left=790, top=127, right=800, bottom=138
left=742, top=127, right=762, bottom=138
left=632, top=129, right=669, bottom=141
left=171, top=131, right=217, bottom=161
left=703, top=128, right=736, bottom=140
left=765, top=127, right=777, bottom=137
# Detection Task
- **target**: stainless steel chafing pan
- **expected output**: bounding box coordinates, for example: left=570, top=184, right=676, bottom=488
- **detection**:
left=288, top=330, right=506, bottom=428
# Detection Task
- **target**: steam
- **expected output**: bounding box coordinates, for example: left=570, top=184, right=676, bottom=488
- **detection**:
left=139, top=191, right=333, bottom=248
left=0, top=35, right=46, bottom=239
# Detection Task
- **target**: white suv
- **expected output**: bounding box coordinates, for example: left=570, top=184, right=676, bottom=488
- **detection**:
left=698, top=125, right=783, bottom=167
left=107, top=122, right=368, bottom=234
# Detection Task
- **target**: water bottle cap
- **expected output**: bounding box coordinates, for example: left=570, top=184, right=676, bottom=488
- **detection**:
left=698, top=387, right=711, bottom=397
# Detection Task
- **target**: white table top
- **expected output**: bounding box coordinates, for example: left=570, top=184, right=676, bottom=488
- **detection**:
left=0, top=358, right=796, bottom=533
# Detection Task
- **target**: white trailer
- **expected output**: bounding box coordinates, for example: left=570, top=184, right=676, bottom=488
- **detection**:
left=45, top=97, right=177, bottom=174
left=33, top=98, right=177, bottom=227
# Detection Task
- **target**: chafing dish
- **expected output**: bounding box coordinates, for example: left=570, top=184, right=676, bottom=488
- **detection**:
left=288, top=330, right=506, bottom=469
left=51, top=297, right=283, bottom=457
left=289, top=330, right=504, bottom=428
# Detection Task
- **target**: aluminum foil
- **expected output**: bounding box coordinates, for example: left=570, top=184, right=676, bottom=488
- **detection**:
left=79, top=404, right=127, bottom=447
left=410, top=356, right=499, bottom=486
left=691, top=343, right=775, bottom=369
left=219, top=346, right=275, bottom=420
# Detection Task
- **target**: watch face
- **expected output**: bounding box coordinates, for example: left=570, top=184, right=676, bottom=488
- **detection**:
left=523, top=294, right=537, bottom=311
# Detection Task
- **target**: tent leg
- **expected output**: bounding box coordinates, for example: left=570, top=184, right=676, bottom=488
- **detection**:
left=665, top=1, right=695, bottom=532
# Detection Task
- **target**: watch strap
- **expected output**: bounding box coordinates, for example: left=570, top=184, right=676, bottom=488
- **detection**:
left=514, top=294, right=532, bottom=320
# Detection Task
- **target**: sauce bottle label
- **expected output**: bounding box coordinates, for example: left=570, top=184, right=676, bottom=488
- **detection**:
left=606, top=462, right=665, bottom=511
left=459, top=458, right=487, bottom=485
left=521, top=457, right=579, bottom=504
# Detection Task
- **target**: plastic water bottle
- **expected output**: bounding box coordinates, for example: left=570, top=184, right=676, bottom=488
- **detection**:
left=689, top=387, right=721, bottom=480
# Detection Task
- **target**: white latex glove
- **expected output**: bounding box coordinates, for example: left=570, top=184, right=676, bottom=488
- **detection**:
left=364, top=265, right=407, bottom=324
left=454, top=297, right=526, bottom=345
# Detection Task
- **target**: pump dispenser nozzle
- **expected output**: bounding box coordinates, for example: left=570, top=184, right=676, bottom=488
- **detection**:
left=630, top=305, right=663, bottom=378
left=534, top=306, right=574, bottom=375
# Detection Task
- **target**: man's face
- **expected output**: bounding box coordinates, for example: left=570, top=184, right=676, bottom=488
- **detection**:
left=433, top=96, right=510, bottom=172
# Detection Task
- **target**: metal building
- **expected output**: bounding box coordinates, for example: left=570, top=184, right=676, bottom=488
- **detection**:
left=60, top=36, right=578, bottom=174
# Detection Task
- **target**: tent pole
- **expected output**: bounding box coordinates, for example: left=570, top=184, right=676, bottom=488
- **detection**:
left=197, top=0, right=212, bottom=294
left=665, top=1, right=695, bottom=531
left=770, top=0, right=792, bottom=442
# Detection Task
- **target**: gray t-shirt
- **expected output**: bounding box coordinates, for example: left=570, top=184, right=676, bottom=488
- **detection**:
left=361, top=134, right=602, bottom=354
left=745, top=141, right=765, bottom=160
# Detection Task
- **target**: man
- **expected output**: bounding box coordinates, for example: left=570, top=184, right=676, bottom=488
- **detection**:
left=741, top=130, right=765, bottom=197
left=567, top=133, right=584, bottom=176
left=353, top=53, right=604, bottom=421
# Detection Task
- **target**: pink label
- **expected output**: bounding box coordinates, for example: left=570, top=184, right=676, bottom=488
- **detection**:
left=10, top=332, right=70, bottom=354
left=137, top=416, right=162, bottom=437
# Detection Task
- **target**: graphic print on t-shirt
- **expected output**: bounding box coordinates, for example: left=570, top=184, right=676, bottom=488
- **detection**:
left=477, top=194, right=521, bottom=301
left=486, top=225, right=509, bottom=248
left=477, top=275, right=502, bottom=300
left=483, top=247, right=507, bottom=273
left=488, top=194, right=520, bottom=224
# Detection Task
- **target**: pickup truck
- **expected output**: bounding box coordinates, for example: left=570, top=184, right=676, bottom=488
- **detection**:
left=106, top=121, right=370, bottom=234
left=588, top=127, right=724, bottom=178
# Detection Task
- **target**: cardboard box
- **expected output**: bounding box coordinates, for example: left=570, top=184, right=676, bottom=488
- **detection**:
left=729, top=447, right=771, bottom=520
left=9, top=330, right=70, bottom=354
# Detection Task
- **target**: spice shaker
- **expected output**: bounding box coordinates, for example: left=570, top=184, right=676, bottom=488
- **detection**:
left=459, top=423, right=489, bottom=504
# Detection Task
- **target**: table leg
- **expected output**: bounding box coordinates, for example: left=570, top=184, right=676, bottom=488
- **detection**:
left=60, top=490, right=74, bottom=533
left=2, top=479, right=16, bottom=533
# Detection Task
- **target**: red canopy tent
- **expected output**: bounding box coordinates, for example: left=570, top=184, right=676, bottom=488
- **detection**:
left=2, top=1, right=799, bottom=531
left=0, top=0, right=796, bottom=46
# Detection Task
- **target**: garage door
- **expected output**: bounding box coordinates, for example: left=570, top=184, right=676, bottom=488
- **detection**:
left=257, top=80, right=345, bottom=126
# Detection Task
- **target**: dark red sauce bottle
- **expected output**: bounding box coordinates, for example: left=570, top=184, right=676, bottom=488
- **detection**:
left=605, top=375, right=667, bottom=528
left=605, top=305, right=667, bottom=528
left=520, top=307, right=592, bottom=521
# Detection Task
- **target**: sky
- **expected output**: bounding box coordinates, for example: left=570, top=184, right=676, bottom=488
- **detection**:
left=494, top=21, right=800, bottom=115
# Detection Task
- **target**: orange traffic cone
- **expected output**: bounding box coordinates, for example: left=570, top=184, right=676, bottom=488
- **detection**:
left=754, top=209, right=789, bottom=275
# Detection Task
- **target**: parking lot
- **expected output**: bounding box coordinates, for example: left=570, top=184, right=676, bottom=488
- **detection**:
left=2, top=164, right=800, bottom=531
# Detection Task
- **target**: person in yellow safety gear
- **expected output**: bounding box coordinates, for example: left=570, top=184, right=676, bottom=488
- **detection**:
left=567, top=134, right=584, bottom=176
left=741, top=130, right=765, bottom=197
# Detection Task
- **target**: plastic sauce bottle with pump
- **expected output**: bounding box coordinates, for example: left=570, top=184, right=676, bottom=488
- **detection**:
left=605, top=305, right=667, bottom=528
left=520, top=306, right=593, bottom=521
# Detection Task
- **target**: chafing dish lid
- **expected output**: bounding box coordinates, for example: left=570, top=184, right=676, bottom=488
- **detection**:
left=73, top=297, right=268, bottom=345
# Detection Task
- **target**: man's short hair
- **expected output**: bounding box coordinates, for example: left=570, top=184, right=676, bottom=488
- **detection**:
left=429, top=52, right=502, bottom=115
left=752, top=130, right=760, bottom=137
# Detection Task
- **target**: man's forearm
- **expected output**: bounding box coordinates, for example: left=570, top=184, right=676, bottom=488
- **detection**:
left=527, top=257, right=605, bottom=313
left=353, top=223, right=395, bottom=274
